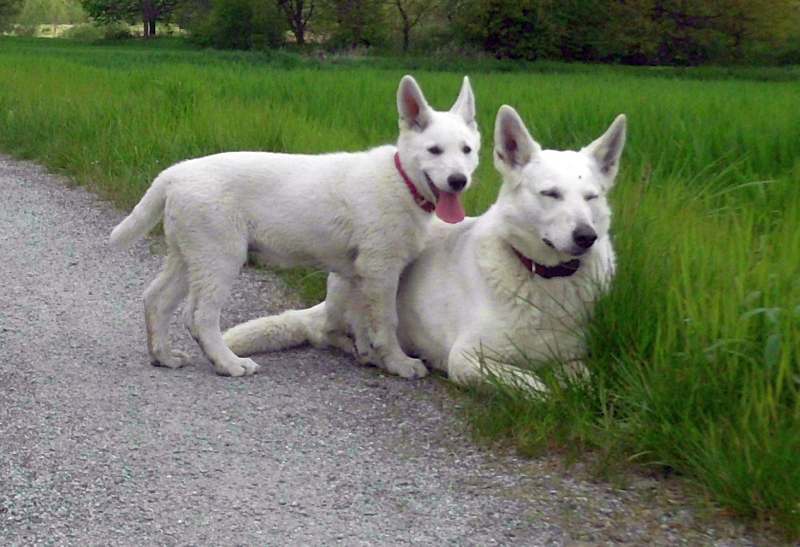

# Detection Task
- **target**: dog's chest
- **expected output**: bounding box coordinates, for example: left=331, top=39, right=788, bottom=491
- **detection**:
left=476, top=240, right=602, bottom=360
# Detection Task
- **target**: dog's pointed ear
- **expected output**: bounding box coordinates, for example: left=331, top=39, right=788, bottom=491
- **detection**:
left=450, top=76, right=476, bottom=126
left=494, top=105, right=540, bottom=173
left=582, top=114, right=627, bottom=182
left=397, top=75, right=432, bottom=131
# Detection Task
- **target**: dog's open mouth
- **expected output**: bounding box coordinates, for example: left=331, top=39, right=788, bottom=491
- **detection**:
left=424, top=171, right=465, bottom=224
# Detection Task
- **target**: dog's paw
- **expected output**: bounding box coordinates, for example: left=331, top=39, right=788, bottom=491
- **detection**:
left=214, top=357, right=260, bottom=378
left=384, top=355, right=428, bottom=380
left=151, top=350, right=191, bottom=369
left=324, top=332, right=357, bottom=357
left=354, top=338, right=380, bottom=366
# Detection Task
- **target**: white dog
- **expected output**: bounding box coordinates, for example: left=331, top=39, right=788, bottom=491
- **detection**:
left=223, top=106, right=626, bottom=388
left=110, top=75, right=481, bottom=378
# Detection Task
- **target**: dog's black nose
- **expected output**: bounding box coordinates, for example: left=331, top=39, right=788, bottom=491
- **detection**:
left=447, top=173, right=467, bottom=192
left=573, top=224, right=597, bottom=249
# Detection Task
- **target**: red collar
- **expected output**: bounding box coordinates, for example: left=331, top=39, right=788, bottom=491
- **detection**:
left=394, top=152, right=435, bottom=214
left=513, top=247, right=581, bottom=279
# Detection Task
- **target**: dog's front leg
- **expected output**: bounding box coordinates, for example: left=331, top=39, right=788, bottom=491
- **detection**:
left=355, top=267, right=428, bottom=380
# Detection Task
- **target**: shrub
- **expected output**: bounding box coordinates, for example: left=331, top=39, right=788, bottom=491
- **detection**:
left=62, top=22, right=103, bottom=41
left=188, top=0, right=285, bottom=50
left=103, top=21, right=131, bottom=40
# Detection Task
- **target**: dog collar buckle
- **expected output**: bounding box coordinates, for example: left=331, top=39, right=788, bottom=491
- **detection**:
left=394, top=153, right=435, bottom=214
left=513, top=247, right=581, bottom=279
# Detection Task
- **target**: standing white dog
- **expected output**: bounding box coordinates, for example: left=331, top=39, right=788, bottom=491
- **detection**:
left=223, top=106, right=626, bottom=388
left=110, top=75, right=481, bottom=378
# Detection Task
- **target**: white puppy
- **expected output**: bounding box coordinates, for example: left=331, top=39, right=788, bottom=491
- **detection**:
left=223, top=106, right=626, bottom=389
left=110, top=75, right=481, bottom=378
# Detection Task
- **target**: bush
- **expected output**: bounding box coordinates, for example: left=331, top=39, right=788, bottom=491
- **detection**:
left=250, top=0, right=285, bottom=50
left=211, top=0, right=253, bottom=49
left=188, top=0, right=285, bottom=50
left=103, top=21, right=131, bottom=40
left=62, top=22, right=103, bottom=41
left=454, top=0, right=555, bottom=60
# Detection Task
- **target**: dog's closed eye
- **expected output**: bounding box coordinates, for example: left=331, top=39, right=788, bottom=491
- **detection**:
left=585, top=194, right=599, bottom=201
left=428, top=145, right=443, bottom=155
left=540, top=189, right=562, bottom=199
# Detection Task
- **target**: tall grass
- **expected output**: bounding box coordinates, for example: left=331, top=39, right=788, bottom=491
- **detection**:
left=1, top=37, right=798, bottom=536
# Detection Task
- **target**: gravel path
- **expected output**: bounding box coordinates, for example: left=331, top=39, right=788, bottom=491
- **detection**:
left=0, top=156, right=771, bottom=545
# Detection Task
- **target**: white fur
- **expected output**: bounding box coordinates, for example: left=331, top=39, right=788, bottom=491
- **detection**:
left=110, top=75, right=480, bottom=378
left=223, top=106, right=626, bottom=389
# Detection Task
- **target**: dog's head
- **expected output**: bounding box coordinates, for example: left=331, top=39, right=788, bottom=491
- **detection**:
left=492, top=105, right=626, bottom=264
left=396, top=75, right=481, bottom=223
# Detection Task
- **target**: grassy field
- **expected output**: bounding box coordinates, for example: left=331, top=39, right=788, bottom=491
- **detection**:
left=1, top=37, right=798, bottom=536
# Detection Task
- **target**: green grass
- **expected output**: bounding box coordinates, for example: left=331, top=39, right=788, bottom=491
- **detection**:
left=1, top=37, right=798, bottom=537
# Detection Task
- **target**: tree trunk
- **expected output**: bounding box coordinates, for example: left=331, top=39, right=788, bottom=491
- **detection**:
left=294, top=3, right=306, bottom=45
left=395, top=1, right=412, bottom=53
left=149, top=18, right=156, bottom=37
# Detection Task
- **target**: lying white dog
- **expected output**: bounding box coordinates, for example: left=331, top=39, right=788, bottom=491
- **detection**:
left=224, top=106, right=626, bottom=387
left=110, top=75, right=481, bottom=378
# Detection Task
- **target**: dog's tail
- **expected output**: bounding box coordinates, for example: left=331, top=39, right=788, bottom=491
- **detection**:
left=109, top=171, right=172, bottom=249
left=223, top=304, right=326, bottom=356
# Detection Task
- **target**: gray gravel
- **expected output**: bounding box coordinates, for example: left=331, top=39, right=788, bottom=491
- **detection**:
left=0, top=156, right=777, bottom=545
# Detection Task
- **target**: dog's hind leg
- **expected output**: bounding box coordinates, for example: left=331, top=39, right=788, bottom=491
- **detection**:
left=144, top=252, right=190, bottom=369
left=223, top=304, right=327, bottom=356
left=446, top=340, right=546, bottom=393
left=319, top=273, right=357, bottom=355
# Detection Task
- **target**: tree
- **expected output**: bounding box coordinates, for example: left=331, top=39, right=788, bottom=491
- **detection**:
left=210, top=0, right=252, bottom=48
left=392, top=0, right=430, bottom=52
left=0, top=0, right=23, bottom=30
left=319, top=0, right=386, bottom=48
left=16, top=0, right=87, bottom=33
left=276, top=0, right=314, bottom=44
left=81, top=0, right=179, bottom=36
left=184, top=0, right=286, bottom=50
left=454, top=0, right=557, bottom=60
left=590, top=0, right=800, bottom=65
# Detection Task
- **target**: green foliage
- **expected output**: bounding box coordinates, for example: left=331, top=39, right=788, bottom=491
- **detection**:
left=319, top=0, right=388, bottom=49
left=251, top=0, right=286, bottom=49
left=0, top=0, right=23, bottom=30
left=454, top=0, right=550, bottom=60
left=452, top=0, right=800, bottom=64
left=81, top=0, right=134, bottom=24
left=187, top=0, right=285, bottom=50
left=129, top=0, right=800, bottom=66
left=0, top=37, right=798, bottom=536
left=102, top=20, right=132, bottom=38
left=211, top=0, right=253, bottom=49
left=80, top=0, right=179, bottom=36
left=60, top=21, right=103, bottom=39
left=15, top=0, right=86, bottom=29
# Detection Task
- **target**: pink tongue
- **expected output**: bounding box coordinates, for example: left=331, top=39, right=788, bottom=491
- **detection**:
left=435, top=191, right=465, bottom=224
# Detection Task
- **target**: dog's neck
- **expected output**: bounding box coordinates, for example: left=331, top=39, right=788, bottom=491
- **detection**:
left=512, top=248, right=581, bottom=279
left=395, top=148, right=438, bottom=204
left=394, top=152, right=435, bottom=213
